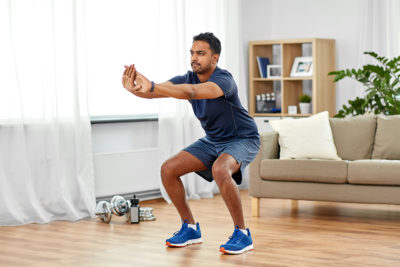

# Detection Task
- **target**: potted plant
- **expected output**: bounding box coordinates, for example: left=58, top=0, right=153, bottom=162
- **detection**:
left=328, top=51, right=400, bottom=118
left=299, top=94, right=312, bottom=114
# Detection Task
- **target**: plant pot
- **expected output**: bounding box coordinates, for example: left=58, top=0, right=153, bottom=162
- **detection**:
left=299, top=102, right=311, bottom=114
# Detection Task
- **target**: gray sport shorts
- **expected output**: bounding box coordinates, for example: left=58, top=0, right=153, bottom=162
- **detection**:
left=183, top=136, right=260, bottom=185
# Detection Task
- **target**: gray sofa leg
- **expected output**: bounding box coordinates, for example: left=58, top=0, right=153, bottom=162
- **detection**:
left=251, top=197, right=260, bottom=217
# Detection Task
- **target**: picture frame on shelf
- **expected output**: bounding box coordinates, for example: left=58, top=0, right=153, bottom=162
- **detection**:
left=267, top=65, right=282, bottom=78
left=290, top=57, right=313, bottom=77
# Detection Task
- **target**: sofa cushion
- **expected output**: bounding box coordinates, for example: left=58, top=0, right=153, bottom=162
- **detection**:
left=372, top=115, right=400, bottom=160
left=260, top=159, right=347, bottom=183
left=329, top=115, right=376, bottom=160
left=269, top=111, right=341, bottom=160
left=348, top=159, right=400, bottom=185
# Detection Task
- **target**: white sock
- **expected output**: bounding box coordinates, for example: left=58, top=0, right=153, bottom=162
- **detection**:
left=239, top=229, right=247, bottom=235
left=188, top=223, right=197, bottom=230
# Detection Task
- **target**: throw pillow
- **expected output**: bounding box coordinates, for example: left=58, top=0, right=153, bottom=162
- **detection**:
left=269, top=111, right=341, bottom=160
left=329, top=115, right=376, bottom=160
left=372, top=115, right=400, bottom=159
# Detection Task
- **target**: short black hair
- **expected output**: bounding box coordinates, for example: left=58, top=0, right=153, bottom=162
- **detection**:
left=193, top=32, right=221, bottom=55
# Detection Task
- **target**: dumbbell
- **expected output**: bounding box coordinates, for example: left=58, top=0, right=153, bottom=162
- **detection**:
left=96, top=195, right=131, bottom=223
left=110, top=195, right=131, bottom=222
left=95, top=201, right=113, bottom=223
left=140, top=207, right=156, bottom=221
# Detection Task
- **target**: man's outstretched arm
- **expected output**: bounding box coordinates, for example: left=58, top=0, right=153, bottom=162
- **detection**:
left=123, top=64, right=224, bottom=100
left=151, top=80, right=224, bottom=100
left=125, top=65, right=224, bottom=100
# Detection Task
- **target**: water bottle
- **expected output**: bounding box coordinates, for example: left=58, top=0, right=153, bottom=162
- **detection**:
left=130, top=195, right=140, bottom=224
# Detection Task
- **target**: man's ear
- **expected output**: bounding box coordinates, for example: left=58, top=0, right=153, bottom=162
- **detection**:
left=212, top=53, right=220, bottom=65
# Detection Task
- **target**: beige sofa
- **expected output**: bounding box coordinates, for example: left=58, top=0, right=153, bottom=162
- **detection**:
left=249, top=114, right=400, bottom=216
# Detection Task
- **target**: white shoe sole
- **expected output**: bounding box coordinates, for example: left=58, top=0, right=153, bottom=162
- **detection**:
left=220, top=244, right=254, bottom=254
left=166, top=237, right=202, bottom=247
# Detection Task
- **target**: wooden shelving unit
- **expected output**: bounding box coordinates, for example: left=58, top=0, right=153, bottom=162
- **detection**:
left=248, top=38, right=336, bottom=118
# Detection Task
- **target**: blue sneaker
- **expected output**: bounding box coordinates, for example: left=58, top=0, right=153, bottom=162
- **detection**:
left=166, top=220, right=202, bottom=247
left=219, top=226, right=254, bottom=254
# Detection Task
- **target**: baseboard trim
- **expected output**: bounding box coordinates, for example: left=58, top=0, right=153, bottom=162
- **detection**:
left=96, top=189, right=162, bottom=203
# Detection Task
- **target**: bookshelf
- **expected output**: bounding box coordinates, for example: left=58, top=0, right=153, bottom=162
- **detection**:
left=248, top=38, right=336, bottom=118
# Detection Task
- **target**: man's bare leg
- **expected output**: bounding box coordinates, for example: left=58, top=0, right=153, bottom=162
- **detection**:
left=161, top=151, right=207, bottom=225
left=214, top=154, right=254, bottom=254
left=211, top=153, right=244, bottom=229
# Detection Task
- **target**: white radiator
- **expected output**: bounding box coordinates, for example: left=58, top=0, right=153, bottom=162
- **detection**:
left=94, top=148, right=162, bottom=198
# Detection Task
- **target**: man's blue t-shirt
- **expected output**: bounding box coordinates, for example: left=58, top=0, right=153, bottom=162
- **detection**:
left=169, top=67, right=259, bottom=142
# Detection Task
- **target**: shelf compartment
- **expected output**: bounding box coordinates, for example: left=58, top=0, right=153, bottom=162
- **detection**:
left=282, top=80, right=313, bottom=115
left=282, top=43, right=303, bottom=77
left=252, top=80, right=281, bottom=116
left=250, top=45, right=273, bottom=78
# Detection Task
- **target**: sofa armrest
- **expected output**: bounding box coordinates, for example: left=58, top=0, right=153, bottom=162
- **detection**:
left=260, top=131, right=279, bottom=159
left=249, top=131, right=279, bottom=196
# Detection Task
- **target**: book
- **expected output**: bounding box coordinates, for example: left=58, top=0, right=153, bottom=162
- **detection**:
left=256, top=56, right=270, bottom=78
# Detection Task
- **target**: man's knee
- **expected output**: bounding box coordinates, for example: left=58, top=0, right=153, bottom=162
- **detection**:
left=160, top=160, right=177, bottom=183
left=211, top=163, right=231, bottom=184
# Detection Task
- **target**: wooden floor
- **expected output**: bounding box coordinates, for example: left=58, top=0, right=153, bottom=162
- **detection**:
left=1, top=190, right=400, bottom=267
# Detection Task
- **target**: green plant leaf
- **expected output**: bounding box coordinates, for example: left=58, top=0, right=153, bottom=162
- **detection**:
left=332, top=51, right=400, bottom=116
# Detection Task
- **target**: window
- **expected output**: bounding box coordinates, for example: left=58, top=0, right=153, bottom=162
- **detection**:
left=1, top=0, right=231, bottom=120
left=85, top=0, right=228, bottom=117
left=85, top=1, right=160, bottom=116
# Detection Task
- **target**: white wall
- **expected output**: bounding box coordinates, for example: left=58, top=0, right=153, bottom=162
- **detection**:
left=240, top=0, right=365, bottom=110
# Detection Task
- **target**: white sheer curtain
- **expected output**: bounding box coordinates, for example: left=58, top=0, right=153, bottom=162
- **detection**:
left=356, top=0, right=400, bottom=96
left=0, top=0, right=95, bottom=225
left=157, top=0, right=242, bottom=202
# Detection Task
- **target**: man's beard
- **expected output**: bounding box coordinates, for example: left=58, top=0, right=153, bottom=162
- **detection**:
left=191, top=62, right=211, bottom=74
